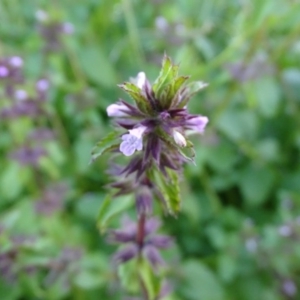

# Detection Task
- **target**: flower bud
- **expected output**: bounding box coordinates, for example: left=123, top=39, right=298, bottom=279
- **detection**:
left=107, top=103, right=131, bottom=117
left=143, top=245, right=164, bottom=269
left=136, top=72, right=146, bottom=89
left=113, top=244, right=138, bottom=264
left=136, top=187, right=153, bottom=216
left=173, top=130, right=186, bottom=147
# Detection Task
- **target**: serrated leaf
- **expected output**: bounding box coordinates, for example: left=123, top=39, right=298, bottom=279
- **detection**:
left=153, top=55, right=179, bottom=99
left=169, top=76, right=190, bottom=99
left=118, top=82, right=153, bottom=114
left=155, top=169, right=181, bottom=216
left=97, top=194, right=133, bottom=233
left=90, top=131, right=120, bottom=162
left=177, top=81, right=208, bottom=108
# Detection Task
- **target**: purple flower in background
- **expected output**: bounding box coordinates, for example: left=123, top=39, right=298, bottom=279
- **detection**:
left=225, top=56, right=274, bottom=82
left=44, top=246, right=82, bottom=288
left=36, top=78, right=50, bottom=92
left=9, top=56, right=23, bottom=68
left=0, top=235, right=36, bottom=284
left=0, top=57, right=23, bottom=82
left=0, top=56, right=24, bottom=97
left=35, top=183, right=67, bottom=216
left=29, top=128, right=55, bottom=141
left=61, top=22, right=74, bottom=35
left=0, top=66, right=9, bottom=77
left=108, top=216, right=173, bottom=269
left=36, top=78, right=50, bottom=101
left=37, top=13, right=75, bottom=52
left=14, top=89, right=28, bottom=101
left=10, top=146, right=47, bottom=166
left=281, top=279, right=297, bottom=297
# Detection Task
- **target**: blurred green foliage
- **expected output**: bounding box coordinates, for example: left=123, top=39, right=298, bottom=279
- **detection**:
left=1, top=0, right=300, bottom=299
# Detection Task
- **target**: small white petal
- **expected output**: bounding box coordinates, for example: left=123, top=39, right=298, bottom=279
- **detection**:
left=173, top=130, right=186, bottom=147
left=136, top=72, right=146, bottom=89
left=128, top=125, right=147, bottom=139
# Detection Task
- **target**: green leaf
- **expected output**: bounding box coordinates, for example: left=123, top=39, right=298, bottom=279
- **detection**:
left=254, top=77, right=280, bottom=117
left=90, top=131, right=120, bottom=162
left=238, top=164, right=276, bottom=206
left=79, top=46, right=116, bottom=87
left=155, top=169, right=181, bottom=216
left=177, top=140, right=195, bottom=163
left=118, top=82, right=153, bottom=114
left=181, top=260, right=225, bottom=300
left=152, top=55, right=179, bottom=98
left=138, top=259, right=162, bottom=300
left=162, top=76, right=190, bottom=109
left=118, top=259, right=140, bottom=294
left=74, top=270, right=105, bottom=289
left=97, top=194, right=133, bottom=233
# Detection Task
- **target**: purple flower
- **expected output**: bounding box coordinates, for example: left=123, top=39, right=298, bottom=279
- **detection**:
left=107, top=103, right=131, bottom=117
left=185, top=115, right=209, bottom=134
left=106, top=57, right=209, bottom=168
left=120, top=125, right=147, bottom=156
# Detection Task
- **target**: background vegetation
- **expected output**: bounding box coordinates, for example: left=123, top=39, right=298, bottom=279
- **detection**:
left=1, top=0, right=300, bottom=299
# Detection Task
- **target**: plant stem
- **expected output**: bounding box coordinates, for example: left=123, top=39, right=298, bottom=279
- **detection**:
left=136, top=213, right=146, bottom=249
